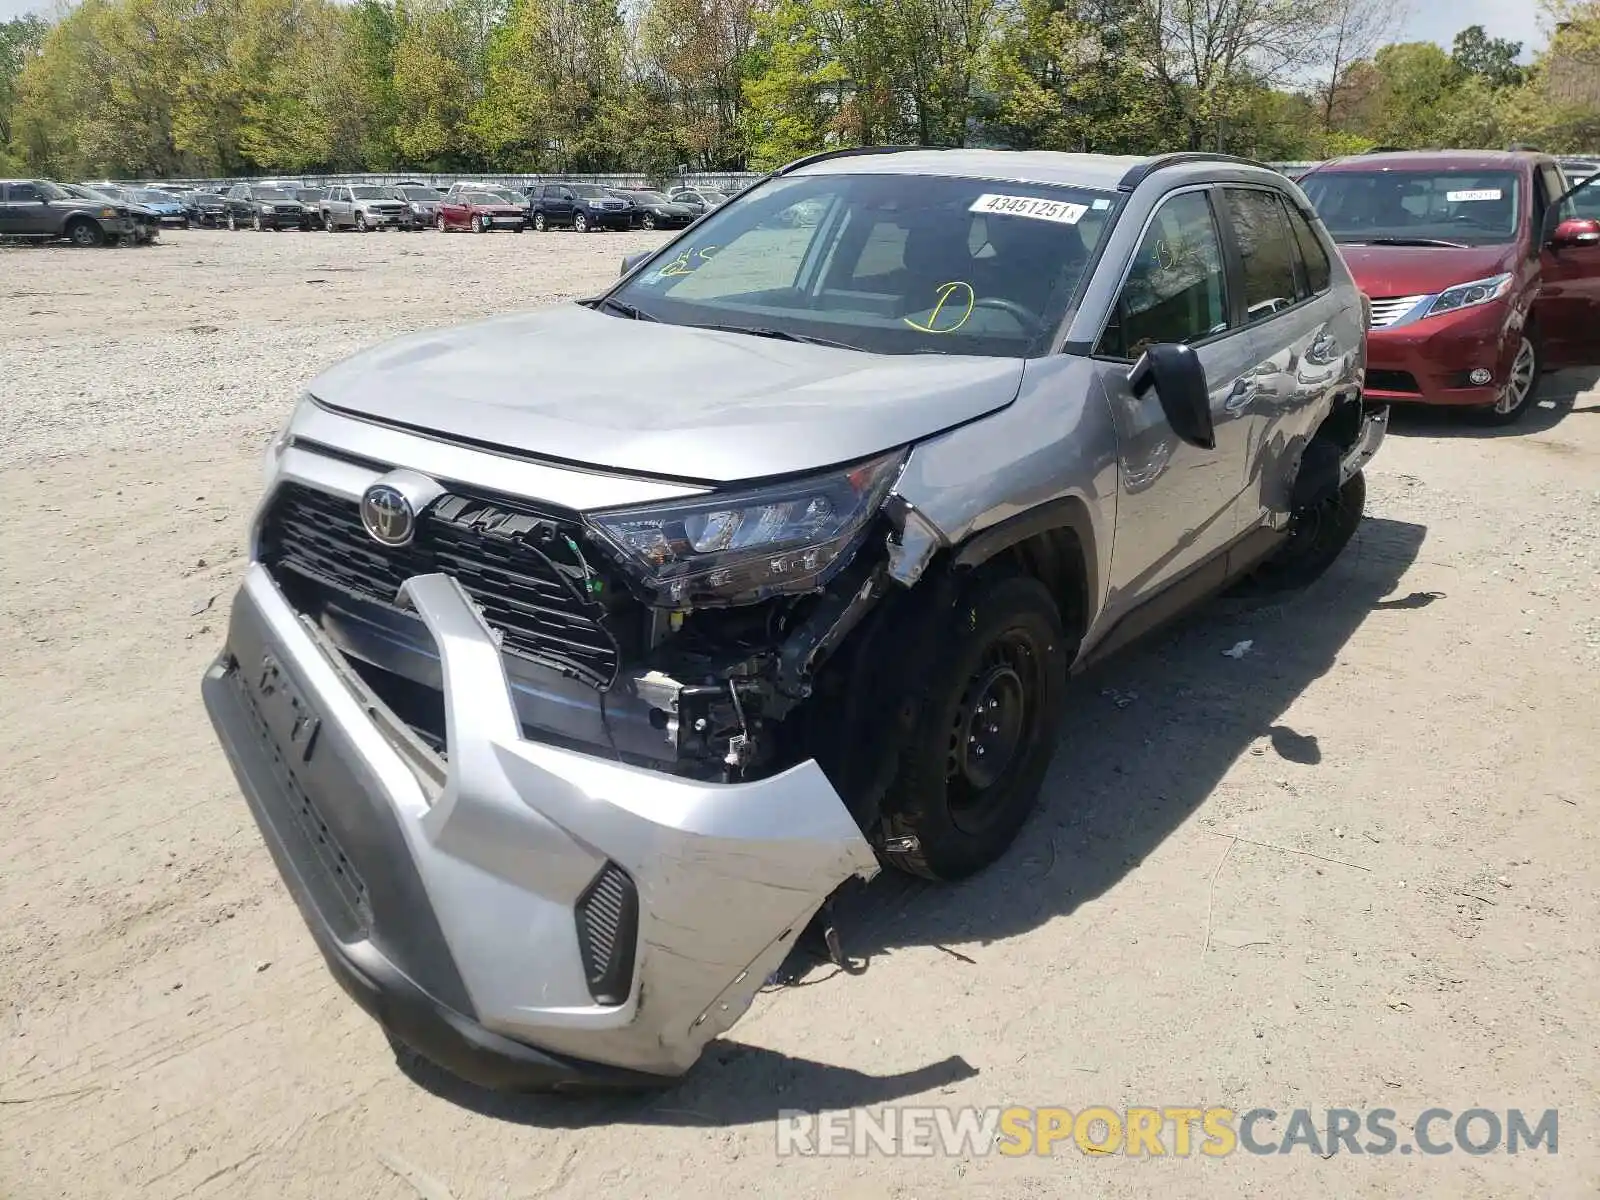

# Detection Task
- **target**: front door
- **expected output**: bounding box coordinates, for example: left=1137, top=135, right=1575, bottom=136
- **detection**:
left=1098, top=186, right=1254, bottom=611
left=1538, top=169, right=1600, bottom=367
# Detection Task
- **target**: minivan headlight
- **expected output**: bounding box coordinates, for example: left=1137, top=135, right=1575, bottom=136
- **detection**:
left=587, top=453, right=904, bottom=606
left=1423, top=273, right=1512, bottom=319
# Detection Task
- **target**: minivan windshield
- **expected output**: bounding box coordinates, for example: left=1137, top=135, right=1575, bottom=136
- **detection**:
left=610, top=173, right=1118, bottom=357
left=571, top=184, right=608, bottom=198
left=1301, top=170, right=1520, bottom=246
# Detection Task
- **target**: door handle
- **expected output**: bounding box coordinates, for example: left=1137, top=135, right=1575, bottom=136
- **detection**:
left=1224, top=379, right=1260, bottom=414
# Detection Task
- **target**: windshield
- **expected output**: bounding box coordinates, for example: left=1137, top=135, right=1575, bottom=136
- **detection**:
left=700, top=191, right=727, bottom=202
left=1302, top=170, right=1520, bottom=245
left=611, top=172, right=1118, bottom=357
left=402, top=187, right=439, bottom=200
left=351, top=186, right=389, bottom=199
left=634, top=191, right=668, bottom=204
left=254, top=188, right=293, bottom=201
left=464, top=192, right=506, bottom=206
left=296, top=189, right=326, bottom=201
left=571, top=184, right=607, bottom=198
left=193, top=192, right=223, bottom=203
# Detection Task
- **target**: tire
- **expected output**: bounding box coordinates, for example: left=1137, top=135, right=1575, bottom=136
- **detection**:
left=356, top=213, right=369, bottom=232
left=878, top=572, right=1068, bottom=881
left=574, top=212, right=589, bottom=233
left=533, top=213, right=547, bottom=232
left=1468, top=335, right=1541, bottom=426
left=1244, top=470, right=1366, bottom=593
left=252, top=212, right=262, bottom=232
left=324, top=213, right=335, bottom=231
left=641, top=213, right=657, bottom=230
left=436, top=214, right=446, bottom=232
left=227, top=212, right=238, bottom=231
left=66, top=218, right=102, bottom=248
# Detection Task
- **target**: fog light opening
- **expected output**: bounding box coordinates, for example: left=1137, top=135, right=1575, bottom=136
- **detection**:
left=1469, top=368, right=1493, bottom=386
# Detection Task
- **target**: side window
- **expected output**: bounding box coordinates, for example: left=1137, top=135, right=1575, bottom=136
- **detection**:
left=1222, top=188, right=1300, bottom=322
left=1281, top=199, right=1332, bottom=296
left=1097, top=190, right=1229, bottom=361
left=11, top=183, right=41, bottom=202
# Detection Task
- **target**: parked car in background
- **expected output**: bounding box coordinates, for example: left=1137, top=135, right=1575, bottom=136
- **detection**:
left=668, top=186, right=729, bottom=215
left=443, top=182, right=531, bottom=223
left=435, top=189, right=526, bottom=232
left=0, top=179, right=135, bottom=245
left=60, top=183, right=158, bottom=244
left=295, top=188, right=329, bottom=229
left=605, top=188, right=641, bottom=226
left=528, top=181, right=630, bottom=231
left=183, top=191, right=229, bottom=227
left=321, top=184, right=414, bottom=231
left=1300, top=149, right=1600, bottom=424
left=128, top=188, right=189, bottom=228
left=618, top=188, right=695, bottom=230
left=223, top=183, right=309, bottom=231
left=206, top=148, right=1382, bottom=1091
left=392, top=184, right=444, bottom=227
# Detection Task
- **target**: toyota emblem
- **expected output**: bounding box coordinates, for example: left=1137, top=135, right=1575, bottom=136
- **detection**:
left=360, top=483, right=416, bottom=546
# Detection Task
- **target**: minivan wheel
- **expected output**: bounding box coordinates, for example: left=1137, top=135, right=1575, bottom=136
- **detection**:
left=1243, top=470, right=1366, bottom=594
left=878, top=573, right=1066, bottom=881
left=66, top=218, right=103, bottom=247
left=1471, top=336, right=1541, bottom=426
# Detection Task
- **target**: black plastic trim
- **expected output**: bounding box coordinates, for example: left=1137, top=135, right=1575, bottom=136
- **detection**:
left=1118, top=153, right=1274, bottom=192
left=952, top=497, right=1098, bottom=638
left=575, top=862, right=640, bottom=1006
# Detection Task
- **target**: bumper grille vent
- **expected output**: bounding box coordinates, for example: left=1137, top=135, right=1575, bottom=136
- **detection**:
left=575, top=862, right=639, bottom=1006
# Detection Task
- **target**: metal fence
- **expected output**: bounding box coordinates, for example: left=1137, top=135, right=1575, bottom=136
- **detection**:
left=104, top=162, right=1324, bottom=192
left=115, top=171, right=766, bottom=193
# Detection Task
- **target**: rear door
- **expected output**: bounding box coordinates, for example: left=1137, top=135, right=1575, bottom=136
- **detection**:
left=1537, top=165, right=1600, bottom=367
left=1097, top=186, right=1255, bottom=604
left=552, top=186, right=577, bottom=223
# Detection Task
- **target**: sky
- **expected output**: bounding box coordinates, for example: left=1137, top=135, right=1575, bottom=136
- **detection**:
left=0, top=0, right=1554, bottom=56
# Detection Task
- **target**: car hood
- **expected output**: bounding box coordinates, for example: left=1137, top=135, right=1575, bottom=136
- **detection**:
left=308, top=304, right=1026, bottom=482
left=1336, top=243, right=1517, bottom=297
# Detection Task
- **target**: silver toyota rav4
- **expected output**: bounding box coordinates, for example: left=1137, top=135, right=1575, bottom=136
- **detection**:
left=204, top=148, right=1386, bottom=1091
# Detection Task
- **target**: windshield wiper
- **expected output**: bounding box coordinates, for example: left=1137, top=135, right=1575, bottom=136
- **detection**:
left=689, top=322, right=858, bottom=350
left=1363, top=237, right=1471, bottom=249
left=595, top=296, right=658, bottom=321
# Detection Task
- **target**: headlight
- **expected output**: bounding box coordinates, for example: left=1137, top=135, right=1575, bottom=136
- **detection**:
left=99, top=207, right=117, bottom=218
left=587, top=453, right=905, bottom=605
left=1423, top=273, right=1512, bottom=319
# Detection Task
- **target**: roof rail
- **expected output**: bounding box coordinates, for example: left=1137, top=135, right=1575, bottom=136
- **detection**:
left=1361, top=145, right=1410, bottom=154
left=1117, top=152, right=1272, bottom=191
left=774, top=145, right=928, bottom=177
left=1506, top=143, right=1543, bottom=153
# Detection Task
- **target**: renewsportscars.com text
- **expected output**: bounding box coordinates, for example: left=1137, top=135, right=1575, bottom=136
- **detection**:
left=776, top=1106, right=1559, bottom=1158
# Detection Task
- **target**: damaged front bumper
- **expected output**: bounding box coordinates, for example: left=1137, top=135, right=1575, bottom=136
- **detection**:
left=203, top=564, right=878, bottom=1090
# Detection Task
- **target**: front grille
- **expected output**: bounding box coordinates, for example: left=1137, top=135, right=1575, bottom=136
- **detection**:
left=1368, top=295, right=1427, bottom=328
left=259, top=483, right=622, bottom=689
left=575, top=862, right=639, bottom=1005
left=274, top=206, right=300, bottom=215
left=1365, top=369, right=1421, bottom=394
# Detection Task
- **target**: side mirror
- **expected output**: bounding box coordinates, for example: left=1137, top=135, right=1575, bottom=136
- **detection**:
left=620, top=251, right=651, bottom=277
left=1128, top=343, right=1215, bottom=450
left=1550, top=216, right=1600, bottom=249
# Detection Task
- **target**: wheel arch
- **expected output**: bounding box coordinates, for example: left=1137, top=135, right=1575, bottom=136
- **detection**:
left=950, top=497, right=1098, bottom=651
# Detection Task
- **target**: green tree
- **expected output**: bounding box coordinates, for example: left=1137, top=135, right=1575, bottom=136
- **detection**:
left=1451, top=24, right=1524, bottom=90
left=1, top=14, right=48, bottom=158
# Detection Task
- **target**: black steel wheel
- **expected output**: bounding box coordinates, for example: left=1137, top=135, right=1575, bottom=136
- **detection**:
left=879, top=572, right=1067, bottom=881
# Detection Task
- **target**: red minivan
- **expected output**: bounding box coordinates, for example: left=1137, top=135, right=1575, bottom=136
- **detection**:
left=1300, top=150, right=1600, bottom=423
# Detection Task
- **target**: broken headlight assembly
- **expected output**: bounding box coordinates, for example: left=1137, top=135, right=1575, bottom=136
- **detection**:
left=586, top=452, right=904, bottom=607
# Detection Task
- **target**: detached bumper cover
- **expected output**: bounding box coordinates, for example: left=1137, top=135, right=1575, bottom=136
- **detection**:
left=203, top=565, right=876, bottom=1089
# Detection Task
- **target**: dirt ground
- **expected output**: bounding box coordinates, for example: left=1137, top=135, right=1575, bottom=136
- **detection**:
left=2, top=228, right=1598, bottom=1200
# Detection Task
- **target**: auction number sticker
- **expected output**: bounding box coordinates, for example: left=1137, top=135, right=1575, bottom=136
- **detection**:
left=969, top=194, right=1088, bottom=225
left=1446, top=189, right=1502, bottom=202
